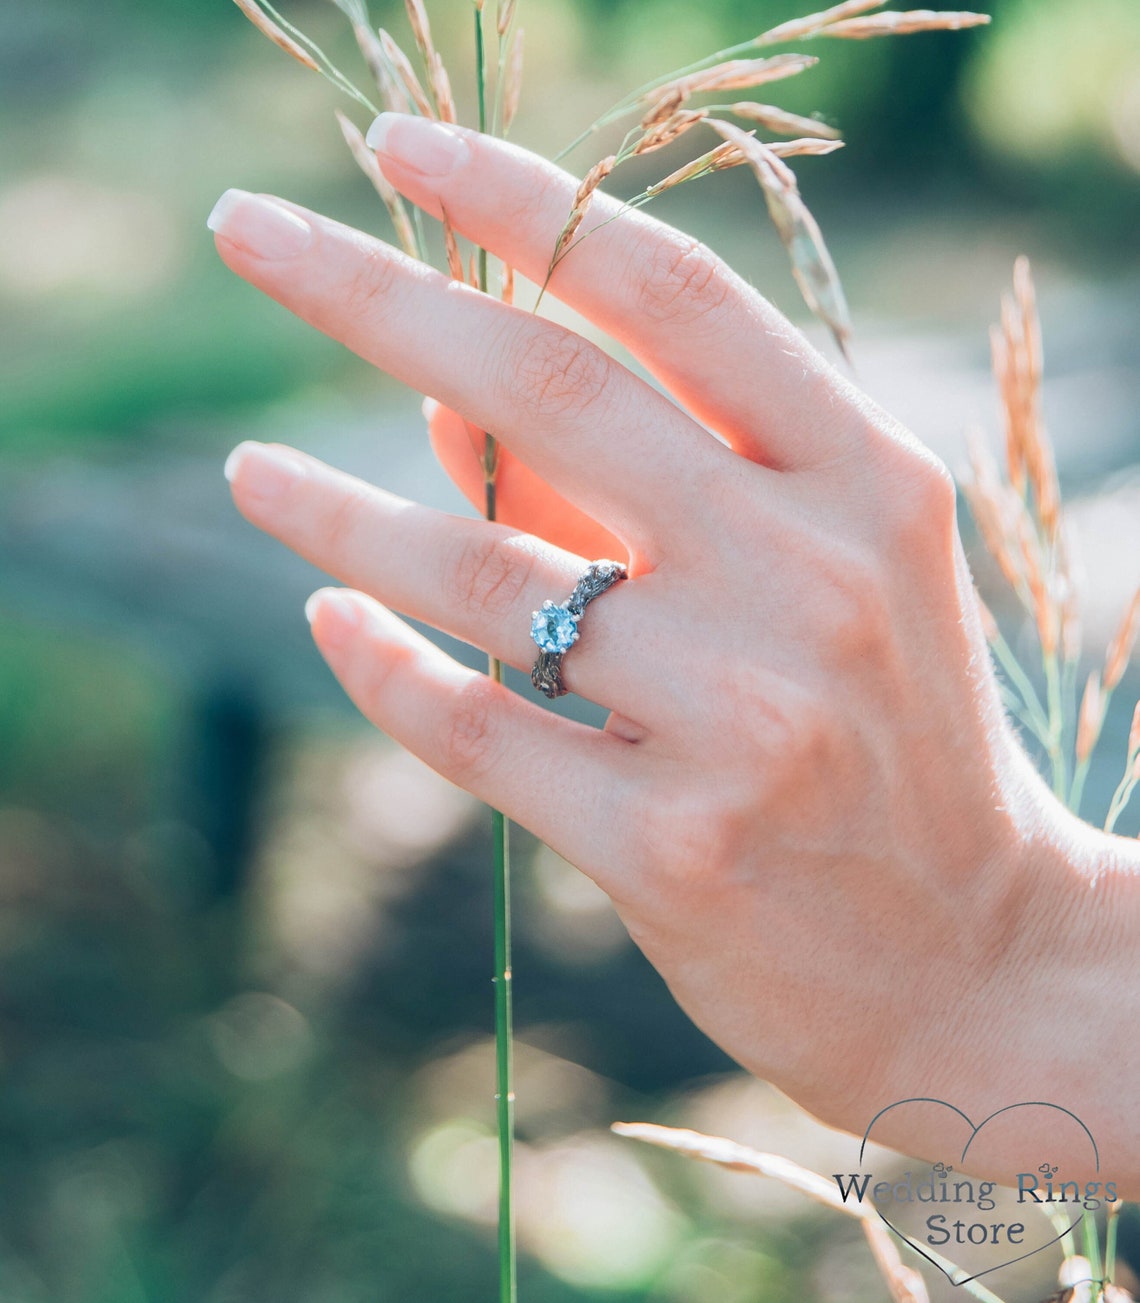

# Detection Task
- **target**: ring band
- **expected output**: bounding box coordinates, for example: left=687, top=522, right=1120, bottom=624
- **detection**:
left=529, top=560, right=628, bottom=698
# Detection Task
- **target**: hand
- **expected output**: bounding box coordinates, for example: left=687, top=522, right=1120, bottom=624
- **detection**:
left=211, top=113, right=1140, bottom=1190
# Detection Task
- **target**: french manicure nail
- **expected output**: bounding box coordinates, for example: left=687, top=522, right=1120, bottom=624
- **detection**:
left=207, top=189, right=313, bottom=260
left=305, top=589, right=363, bottom=651
left=365, top=112, right=470, bottom=178
left=224, top=441, right=305, bottom=501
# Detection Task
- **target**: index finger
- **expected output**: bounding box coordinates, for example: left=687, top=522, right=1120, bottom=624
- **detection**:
left=367, top=112, right=852, bottom=470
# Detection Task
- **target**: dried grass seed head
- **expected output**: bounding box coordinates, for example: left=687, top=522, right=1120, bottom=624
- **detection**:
left=502, top=26, right=525, bottom=133
left=756, top=0, right=887, bottom=46
left=821, top=10, right=992, bottom=38
left=635, top=109, right=709, bottom=155
left=379, top=28, right=436, bottom=118
left=555, top=155, right=616, bottom=260
left=646, top=139, right=749, bottom=195
left=729, top=102, right=841, bottom=139
left=769, top=137, right=845, bottom=157
left=655, top=53, right=818, bottom=101
left=352, top=23, right=412, bottom=113
left=232, top=0, right=320, bottom=71
left=336, top=109, right=419, bottom=258
left=1076, top=672, right=1104, bottom=764
left=708, top=118, right=851, bottom=356
left=1105, top=587, right=1140, bottom=691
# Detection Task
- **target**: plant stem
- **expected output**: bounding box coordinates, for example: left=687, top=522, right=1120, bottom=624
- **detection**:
left=1044, top=650, right=1068, bottom=798
left=1082, top=1210, right=1103, bottom=1295
left=553, top=34, right=773, bottom=162
left=476, top=9, right=516, bottom=1301
left=1105, top=1201, right=1121, bottom=1288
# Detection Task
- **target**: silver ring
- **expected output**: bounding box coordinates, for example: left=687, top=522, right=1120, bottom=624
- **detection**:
left=529, top=560, right=627, bottom=698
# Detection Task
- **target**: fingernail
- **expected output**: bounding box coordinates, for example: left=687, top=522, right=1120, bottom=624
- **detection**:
left=366, top=113, right=470, bottom=178
left=207, top=189, right=313, bottom=260
left=305, top=589, right=363, bottom=651
left=224, top=441, right=306, bottom=500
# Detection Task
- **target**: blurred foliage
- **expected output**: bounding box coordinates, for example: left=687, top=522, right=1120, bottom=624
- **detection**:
left=2, top=1, right=1139, bottom=1297
left=1, top=0, right=1138, bottom=449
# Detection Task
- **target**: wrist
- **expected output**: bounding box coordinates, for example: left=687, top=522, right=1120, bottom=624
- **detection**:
left=879, top=773, right=1140, bottom=1193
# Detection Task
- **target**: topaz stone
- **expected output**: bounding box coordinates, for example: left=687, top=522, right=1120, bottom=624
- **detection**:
left=531, top=601, right=579, bottom=654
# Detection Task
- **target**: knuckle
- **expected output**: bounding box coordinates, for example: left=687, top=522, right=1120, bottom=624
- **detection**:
left=644, top=785, right=755, bottom=892
left=341, top=245, right=398, bottom=322
left=817, top=551, right=892, bottom=664
left=635, top=235, right=733, bottom=327
left=442, top=676, right=502, bottom=780
left=890, top=452, right=959, bottom=551
left=506, top=327, right=612, bottom=422
left=449, top=536, right=537, bottom=619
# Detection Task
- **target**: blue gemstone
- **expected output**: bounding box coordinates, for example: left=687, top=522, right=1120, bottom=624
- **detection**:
left=531, top=601, right=579, bottom=654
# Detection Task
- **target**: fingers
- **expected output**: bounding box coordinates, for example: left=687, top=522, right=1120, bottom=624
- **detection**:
left=305, top=585, right=638, bottom=882
left=207, top=188, right=727, bottom=555
left=225, top=440, right=653, bottom=713
left=424, top=399, right=621, bottom=559
left=367, top=112, right=850, bottom=470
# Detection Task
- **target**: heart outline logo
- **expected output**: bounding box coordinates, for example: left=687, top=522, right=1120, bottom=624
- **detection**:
left=858, top=1097, right=1100, bottom=1287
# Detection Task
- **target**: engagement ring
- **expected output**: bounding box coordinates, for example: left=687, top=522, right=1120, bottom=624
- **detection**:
left=529, top=560, right=627, bottom=698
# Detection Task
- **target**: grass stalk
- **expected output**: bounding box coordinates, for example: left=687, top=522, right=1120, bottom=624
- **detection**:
left=474, top=9, right=516, bottom=1301
left=1044, top=650, right=1068, bottom=797
left=257, top=0, right=379, bottom=113
left=1105, top=1201, right=1121, bottom=1288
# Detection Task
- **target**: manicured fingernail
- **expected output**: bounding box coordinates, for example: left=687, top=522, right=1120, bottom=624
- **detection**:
left=366, top=112, right=470, bottom=178
left=224, top=441, right=306, bottom=500
left=305, top=589, right=363, bottom=651
left=207, top=189, right=313, bottom=260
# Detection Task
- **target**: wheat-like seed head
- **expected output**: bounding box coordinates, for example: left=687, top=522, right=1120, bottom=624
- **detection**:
left=634, top=109, right=709, bottom=155
left=708, top=119, right=851, bottom=357
left=1077, top=672, right=1105, bottom=764
left=441, top=211, right=465, bottom=283
left=231, top=0, right=320, bottom=70
left=728, top=102, right=841, bottom=139
left=768, top=137, right=845, bottom=157
left=653, top=54, right=818, bottom=102
left=646, top=140, right=748, bottom=194
left=379, top=29, right=436, bottom=118
left=404, top=0, right=434, bottom=61
left=1104, top=588, right=1140, bottom=691
left=497, top=0, right=517, bottom=38
left=335, top=110, right=419, bottom=259
left=641, top=89, right=686, bottom=128
left=612, top=1123, right=930, bottom=1303
left=429, top=51, right=458, bottom=124
left=502, top=26, right=525, bottom=133
left=500, top=263, right=515, bottom=307
left=822, top=10, right=991, bottom=38
left=351, top=23, right=412, bottom=114
left=756, top=0, right=887, bottom=46
left=554, top=155, right=616, bottom=261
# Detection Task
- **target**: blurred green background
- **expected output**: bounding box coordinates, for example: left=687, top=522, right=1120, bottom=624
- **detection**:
left=2, top=1, right=1139, bottom=1300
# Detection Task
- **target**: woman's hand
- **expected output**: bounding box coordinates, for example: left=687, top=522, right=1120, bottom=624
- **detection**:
left=211, top=113, right=1140, bottom=1190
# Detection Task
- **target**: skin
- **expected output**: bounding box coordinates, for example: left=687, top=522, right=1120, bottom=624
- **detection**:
left=211, top=112, right=1140, bottom=1193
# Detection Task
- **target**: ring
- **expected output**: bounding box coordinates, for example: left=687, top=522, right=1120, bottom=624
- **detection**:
left=529, top=560, right=628, bottom=698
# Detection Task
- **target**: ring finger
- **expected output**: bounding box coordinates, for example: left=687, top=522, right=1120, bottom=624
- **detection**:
left=225, top=440, right=666, bottom=716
